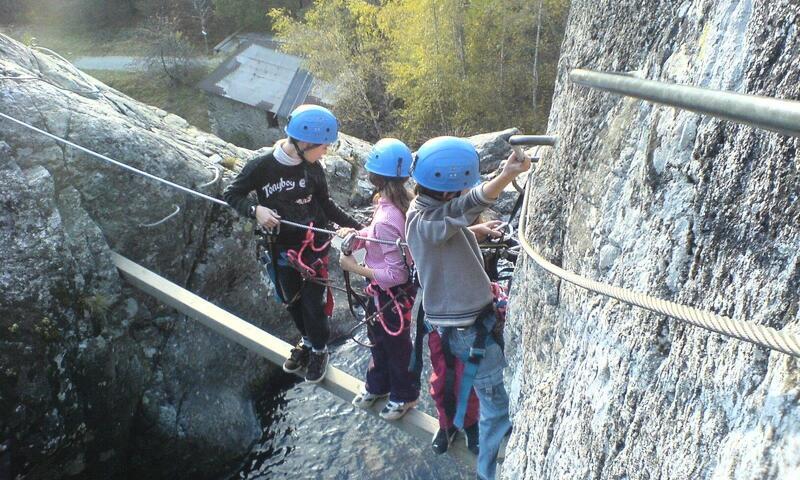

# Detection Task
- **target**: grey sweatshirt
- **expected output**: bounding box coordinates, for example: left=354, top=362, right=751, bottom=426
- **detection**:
left=406, top=186, right=496, bottom=327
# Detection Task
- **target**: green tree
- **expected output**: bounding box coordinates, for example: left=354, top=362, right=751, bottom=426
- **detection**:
left=213, top=0, right=267, bottom=31
left=270, top=0, right=396, bottom=141
left=71, top=0, right=138, bottom=29
left=269, top=0, right=568, bottom=144
left=382, top=0, right=568, bottom=143
left=212, top=0, right=308, bottom=32
left=139, top=14, right=199, bottom=84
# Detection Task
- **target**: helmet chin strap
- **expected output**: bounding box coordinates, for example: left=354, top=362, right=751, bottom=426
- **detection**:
left=290, top=138, right=319, bottom=163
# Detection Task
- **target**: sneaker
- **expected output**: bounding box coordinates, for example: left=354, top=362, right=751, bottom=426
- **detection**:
left=431, top=427, right=458, bottom=454
left=304, top=350, right=329, bottom=383
left=464, top=422, right=479, bottom=455
left=352, top=389, right=388, bottom=409
left=379, top=399, right=417, bottom=421
left=282, top=342, right=310, bottom=373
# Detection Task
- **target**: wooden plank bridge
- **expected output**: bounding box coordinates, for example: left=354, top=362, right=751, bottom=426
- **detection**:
left=110, top=252, right=479, bottom=468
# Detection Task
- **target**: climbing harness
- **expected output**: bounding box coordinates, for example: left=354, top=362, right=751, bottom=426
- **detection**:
left=286, top=223, right=331, bottom=279
left=256, top=224, right=290, bottom=303
left=331, top=230, right=415, bottom=349
left=329, top=292, right=413, bottom=349
left=441, top=307, right=494, bottom=430
left=364, top=282, right=417, bottom=337
left=439, top=282, right=508, bottom=430
left=360, top=235, right=417, bottom=337
left=256, top=222, right=336, bottom=316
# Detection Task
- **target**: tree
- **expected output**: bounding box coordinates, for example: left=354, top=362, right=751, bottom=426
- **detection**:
left=190, top=0, right=213, bottom=53
left=139, top=14, right=199, bottom=85
left=0, top=0, right=26, bottom=24
left=381, top=0, right=569, bottom=143
left=267, top=0, right=569, bottom=144
left=270, top=1, right=397, bottom=142
left=70, top=0, right=138, bottom=29
left=212, top=0, right=267, bottom=31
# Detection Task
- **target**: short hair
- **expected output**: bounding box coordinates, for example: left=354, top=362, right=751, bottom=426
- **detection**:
left=414, top=184, right=455, bottom=200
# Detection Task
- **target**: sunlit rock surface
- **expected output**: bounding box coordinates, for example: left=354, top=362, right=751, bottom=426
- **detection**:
left=504, top=1, right=799, bottom=479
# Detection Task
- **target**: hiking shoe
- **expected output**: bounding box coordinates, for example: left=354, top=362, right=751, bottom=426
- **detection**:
left=431, top=427, right=458, bottom=454
left=379, top=399, right=417, bottom=420
left=282, top=343, right=310, bottom=373
left=352, top=389, right=388, bottom=409
left=464, top=422, right=480, bottom=455
left=304, top=350, right=329, bottom=383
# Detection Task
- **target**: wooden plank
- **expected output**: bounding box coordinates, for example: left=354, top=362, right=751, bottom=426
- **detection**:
left=110, top=251, right=477, bottom=467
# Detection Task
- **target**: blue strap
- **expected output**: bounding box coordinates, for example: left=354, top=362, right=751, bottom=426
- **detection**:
left=408, top=305, right=432, bottom=389
left=453, top=349, right=483, bottom=429
left=259, top=248, right=290, bottom=303
left=451, top=308, right=495, bottom=429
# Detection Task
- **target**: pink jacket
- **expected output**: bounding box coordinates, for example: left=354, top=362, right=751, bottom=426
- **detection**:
left=355, top=197, right=410, bottom=290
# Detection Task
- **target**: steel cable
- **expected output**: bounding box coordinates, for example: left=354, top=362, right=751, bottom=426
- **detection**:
left=0, top=109, right=403, bottom=247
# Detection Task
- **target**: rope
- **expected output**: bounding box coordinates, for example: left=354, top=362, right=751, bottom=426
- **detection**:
left=516, top=169, right=800, bottom=358
left=0, top=109, right=404, bottom=247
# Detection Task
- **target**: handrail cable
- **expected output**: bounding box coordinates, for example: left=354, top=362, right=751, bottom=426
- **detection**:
left=139, top=205, right=181, bottom=228
left=0, top=110, right=401, bottom=247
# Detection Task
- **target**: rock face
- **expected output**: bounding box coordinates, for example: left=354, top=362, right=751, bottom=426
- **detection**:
left=504, top=2, right=799, bottom=479
left=0, top=33, right=379, bottom=479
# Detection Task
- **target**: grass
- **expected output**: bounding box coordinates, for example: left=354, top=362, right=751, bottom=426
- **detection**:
left=88, top=70, right=211, bottom=132
left=0, top=23, right=149, bottom=60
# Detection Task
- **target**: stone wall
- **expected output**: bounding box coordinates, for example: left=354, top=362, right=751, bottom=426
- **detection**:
left=207, top=95, right=282, bottom=149
left=504, top=1, right=800, bottom=479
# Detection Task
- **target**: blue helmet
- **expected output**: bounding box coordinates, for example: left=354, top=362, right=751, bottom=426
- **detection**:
left=365, top=138, right=413, bottom=178
left=285, top=104, right=338, bottom=144
left=411, top=136, right=480, bottom=192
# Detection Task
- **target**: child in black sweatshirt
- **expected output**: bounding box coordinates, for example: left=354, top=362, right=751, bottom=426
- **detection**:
left=223, top=105, right=361, bottom=383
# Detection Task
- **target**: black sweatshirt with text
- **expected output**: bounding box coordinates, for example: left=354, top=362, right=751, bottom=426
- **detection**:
left=223, top=148, right=362, bottom=248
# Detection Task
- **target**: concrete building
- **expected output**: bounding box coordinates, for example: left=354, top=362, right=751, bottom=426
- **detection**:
left=198, top=35, right=333, bottom=149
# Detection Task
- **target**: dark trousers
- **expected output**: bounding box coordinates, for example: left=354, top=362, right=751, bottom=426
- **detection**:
left=364, top=283, right=419, bottom=403
left=273, top=253, right=330, bottom=351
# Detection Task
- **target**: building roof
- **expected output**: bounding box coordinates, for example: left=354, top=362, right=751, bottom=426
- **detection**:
left=213, top=32, right=283, bottom=56
left=199, top=39, right=333, bottom=118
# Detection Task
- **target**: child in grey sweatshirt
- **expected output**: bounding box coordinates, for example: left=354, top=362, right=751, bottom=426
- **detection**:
left=406, top=136, right=531, bottom=480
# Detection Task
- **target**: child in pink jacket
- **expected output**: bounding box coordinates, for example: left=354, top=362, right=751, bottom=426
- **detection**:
left=338, top=139, right=419, bottom=420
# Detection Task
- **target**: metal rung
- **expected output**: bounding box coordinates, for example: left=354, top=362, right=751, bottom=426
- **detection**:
left=570, top=69, right=800, bottom=137
left=509, top=135, right=558, bottom=146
